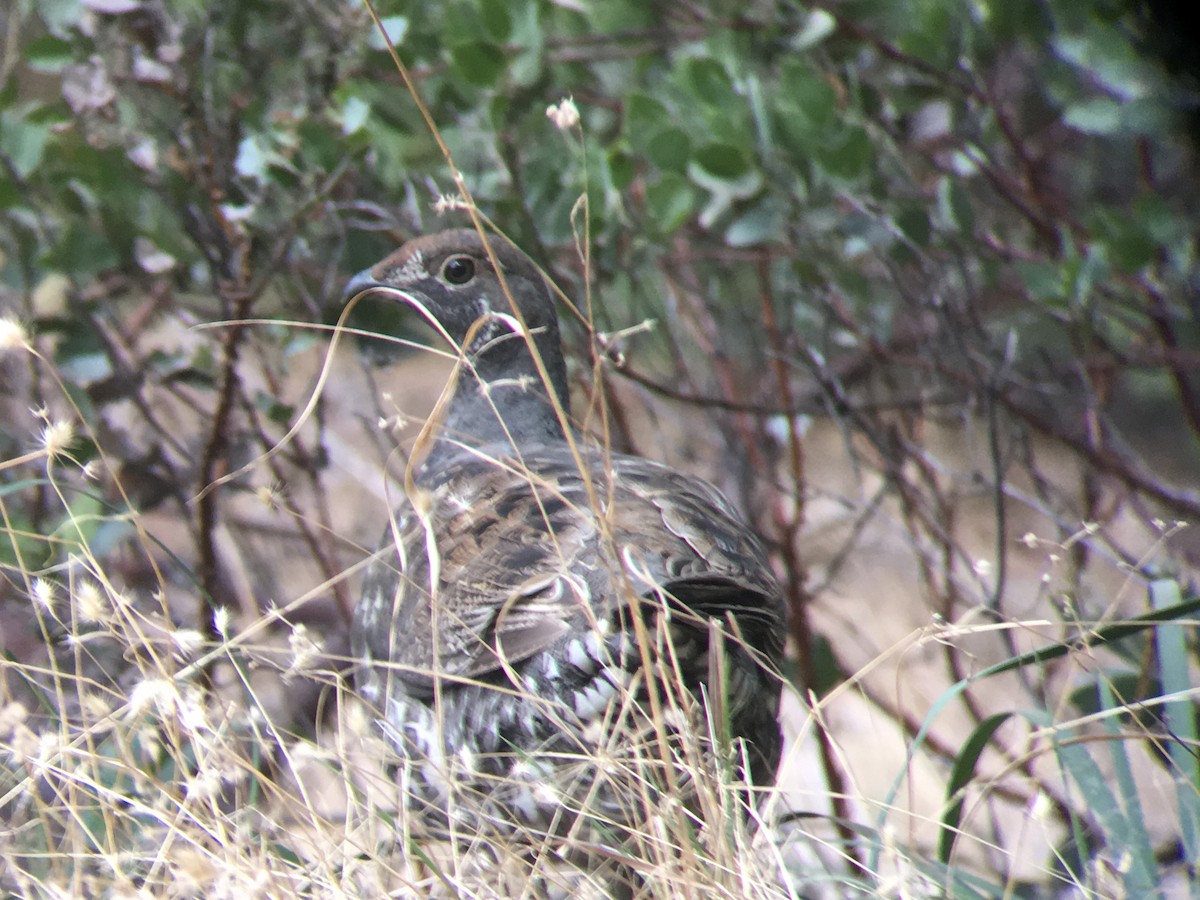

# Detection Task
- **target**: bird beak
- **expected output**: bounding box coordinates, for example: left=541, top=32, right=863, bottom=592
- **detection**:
left=342, top=268, right=381, bottom=304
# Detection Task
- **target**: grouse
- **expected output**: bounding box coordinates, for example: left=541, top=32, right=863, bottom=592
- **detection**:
left=345, top=229, right=785, bottom=841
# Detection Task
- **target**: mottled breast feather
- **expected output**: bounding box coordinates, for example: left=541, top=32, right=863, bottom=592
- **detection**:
left=354, top=443, right=784, bottom=703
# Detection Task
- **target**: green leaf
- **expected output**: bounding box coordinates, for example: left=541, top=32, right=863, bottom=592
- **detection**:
left=725, top=199, right=785, bottom=247
left=937, top=177, right=974, bottom=234
left=644, top=127, right=690, bottom=173
left=1150, top=580, right=1200, bottom=873
left=0, top=508, right=45, bottom=570
left=1016, top=260, right=1063, bottom=303
left=44, top=223, right=119, bottom=280
left=803, top=633, right=843, bottom=697
left=0, top=113, right=51, bottom=178
left=687, top=160, right=761, bottom=201
left=1096, top=678, right=1158, bottom=891
left=366, top=16, right=408, bottom=50
left=625, top=94, right=672, bottom=146
left=645, top=175, right=698, bottom=233
left=691, top=142, right=750, bottom=180
left=23, top=35, right=75, bottom=73
left=57, top=348, right=114, bottom=383
left=479, top=0, right=512, bottom=41
left=688, top=161, right=763, bottom=229
left=938, top=712, right=1013, bottom=864
left=896, top=205, right=930, bottom=247
left=791, top=9, right=836, bottom=51
left=1132, top=193, right=1187, bottom=247
left=1053, top=28, right=1155, bottom=102
left=898, top=1, right=955, bottom=67
left=0, top=179, right=19, bottom=208
left=877, top=591, right=1200, bottom=876
left=685, top=57, right=737, bottom=110
left=606, top=147, right=635, bottom=191
left=780, top=61, right=836, bottom=128
left=296, top=119, right=343, bottom=171
left=1068, top=244, right=1109, bottom=303
left=1055, top=726, right=1157, bottom=893
left=50, top=490, right=101, bottom=550
left=255, top=390, right=295, bottom=427
left=989, top=0, right=1051, bottom=42
left=341, top=96, right=371, bottom=135
left=1068, top=670, right=1149, bottom=717
left=363, top=118, right=424, bottom=189
left=449, top=41, right=507, bottom=87
left=1092, top=211, right=1156, bottom=274
left=1063, top=97, right=1122, bottom=135
left=507, top=0, right=543, bottom=86
left=34, top=0, right=88, bottom=37
left=817, top=126, right=872, bottom=181
left=234, top=134, right=270, bottom=180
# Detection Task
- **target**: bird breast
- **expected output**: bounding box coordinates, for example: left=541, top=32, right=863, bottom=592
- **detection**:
left=354, top=444, right=781, bottom=698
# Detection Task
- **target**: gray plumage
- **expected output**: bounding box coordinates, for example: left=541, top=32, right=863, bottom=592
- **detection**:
left=346, top=229, right=785, bottom=834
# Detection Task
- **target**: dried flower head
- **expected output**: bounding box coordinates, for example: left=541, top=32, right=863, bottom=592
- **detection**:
left=176, top=686, right=210, bottom=735
left=0, top=316, right=30, bottom=354
left=0, top=701, right=28, bottom=738
left=171, top=628, right=205, bottom=658
left=81, top=692, right=112, bottom=721
left=127, top=678, right=180, bottom=719
left=185, top=766, right=223, bottom=802
left=74, top=580, right=106, bottom=622
left=434, top=193, right=473, bottom=215
left=40, top=419, right=76, bottom=460
left=1030, top=792, right=1052, bottom=822
left=546, top=97, right=580, bottom=130
left=32, top=730, right=62, bottom=772
left=31, top=578, right=57, bottom=612
left=255, top=483, right=283, bottom=511
left=7, top=722, right=39, bottom=764
left=286, top=622, right=323, bottom=679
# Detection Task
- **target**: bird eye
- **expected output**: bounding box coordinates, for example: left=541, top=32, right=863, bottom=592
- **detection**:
left=442, top=256, right=476, bottom=285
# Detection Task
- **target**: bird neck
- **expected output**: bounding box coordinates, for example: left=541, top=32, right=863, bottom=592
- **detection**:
left=420, top=332, right=571, bottom=475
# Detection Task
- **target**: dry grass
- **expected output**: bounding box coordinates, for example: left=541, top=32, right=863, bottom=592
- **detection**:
left=4, top=284, right=1196, bottom=899
left=0, top=315, right=805, bottom=898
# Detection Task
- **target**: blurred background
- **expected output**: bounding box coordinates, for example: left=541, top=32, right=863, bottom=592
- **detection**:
left=1, top=0, right=1198, bottom=895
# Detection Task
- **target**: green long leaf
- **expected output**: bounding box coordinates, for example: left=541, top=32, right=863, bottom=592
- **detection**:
left=1150, top=580, right=1200, bottom=880
left=937, top=712, right=1014, bottom=864
left=876, top=590, right=1200, bottom=873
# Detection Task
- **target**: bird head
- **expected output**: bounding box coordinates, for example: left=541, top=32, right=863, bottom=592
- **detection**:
left=344, top=229, right=560, bottom=366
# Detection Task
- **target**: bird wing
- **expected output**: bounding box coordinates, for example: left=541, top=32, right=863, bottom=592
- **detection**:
left=355, top=446, right=784, bottom=695
left=606, top=455, right=786, bottom=661
left=357, top=451, right=599, bottom=694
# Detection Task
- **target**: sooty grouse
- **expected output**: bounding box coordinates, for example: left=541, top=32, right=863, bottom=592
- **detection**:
left=346, top=229, right=785, bottom=840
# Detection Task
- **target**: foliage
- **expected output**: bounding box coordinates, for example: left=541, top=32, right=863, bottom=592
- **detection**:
left=1, top=0, right=1198, bottom=896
